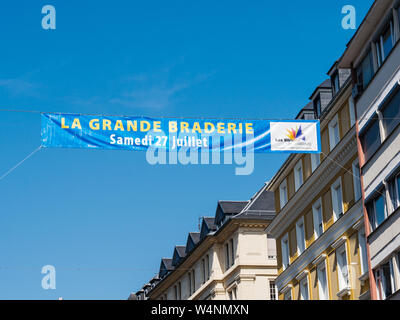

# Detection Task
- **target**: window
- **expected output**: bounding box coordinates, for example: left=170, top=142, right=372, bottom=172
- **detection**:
left=360, top=116, right=381, bottom=161
left=317, top=262, right=329, bottom=300
left=390, top=174, right=400, bottom=210
left=358, top=230, right=368, bottom=275
left=331, top=71, right=340, bottom=95
left=312, top=199, right=324, bottom=239
left=230, top=239, right=235, bottom=265
left=284, top=289, right=292, bottom=300
left=376, top=21, right=395, bottom=67
left=281, top=234, right=290, bottom=270
left=349, top=97, right=356, bottom=127
left=356, top=50, right=374, bottom=90
left=178, top=282, right=182, bottom=300
left=270, top=281, right=277, bottom=300
left=296, top=217, right=306, bottom=254
left=382, top=86, right=400, bottom=137
left=225, top=243, right=230, bottom=271
left=228, top=287, right=237, bottom=300
left=329, top=115, right=340, bottom=151
left=376, top=260, right=395, bottom=300
left=367, top=192, right=387, bottom=231
left=352, top=159, right=362, bottom=201
left=294, top=160, right=303, bottom=191
left=331, top=178, right=344, bottom=221
left=202, top=259, right=206, bottom=284
left=337, top=244, right=350, bottom=290
left=192, top=269, right=196, bottom=294
left=279, top=180, right=288, bottom=209
left=188, top=273, right=192, bottom=295
left=314, top=95, right=322, bottom=118
left=311, top=153, right=320, bottom=172
left=206, top=255, right=210, bottom=280
left=300, top=277, right=309, bottom=300
left=174, top=285, right=178, bottom=300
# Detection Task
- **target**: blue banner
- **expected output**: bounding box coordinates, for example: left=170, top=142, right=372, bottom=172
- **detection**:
left=41, top=113, right=321, bottom=153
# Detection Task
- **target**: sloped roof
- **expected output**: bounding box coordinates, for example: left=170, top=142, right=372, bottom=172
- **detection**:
left=172, top=245, right=186, bottom=267
left=200, top=217, right=217, bottom=240
left=185, top=232, right=200, bottom=254
left=219, top=201, right=248, bottom=214
left=309, top=79, right=332, bottom=100
left=215, top=200, right=248, bottom=226
left=159, top=258, right=174, bottom=278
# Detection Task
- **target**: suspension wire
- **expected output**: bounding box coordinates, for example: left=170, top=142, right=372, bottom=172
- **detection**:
left=0, top=107, right=400, bottom=121
left=320, top=150, right=386, bottom=198
left=0, top=145, right=42, bottom=181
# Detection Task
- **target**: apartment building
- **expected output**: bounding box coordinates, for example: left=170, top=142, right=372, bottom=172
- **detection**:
left=338, top=0, right=400, bottom=300
left=265, top=64, right=370, bottom=299
left=135, top=190, right=278, bottom=300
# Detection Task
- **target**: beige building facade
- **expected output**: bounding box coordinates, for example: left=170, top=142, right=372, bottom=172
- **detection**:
left=136, top=190, right=278, bottom=300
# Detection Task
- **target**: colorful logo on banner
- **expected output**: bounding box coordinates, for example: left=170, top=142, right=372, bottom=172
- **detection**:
left=40, top=113, right=321, bottom=153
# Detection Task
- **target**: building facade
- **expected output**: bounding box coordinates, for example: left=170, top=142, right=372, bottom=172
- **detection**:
left=265, top=67, right=370, bottom=300
left=135, top=190, right=278, bottom=300
left=338, top=0, right=400, bottom=300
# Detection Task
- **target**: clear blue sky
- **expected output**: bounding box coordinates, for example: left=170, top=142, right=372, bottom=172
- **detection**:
left=0, top=0, right=373, bottom=299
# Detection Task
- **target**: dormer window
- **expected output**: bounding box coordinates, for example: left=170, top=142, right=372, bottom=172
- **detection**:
left=331, top=71, right=340, bottom=95
left=314, top=95, right=322, bottom=118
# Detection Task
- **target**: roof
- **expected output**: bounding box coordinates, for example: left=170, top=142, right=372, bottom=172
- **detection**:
left=339, top=0, right=392, bottom=68
left=200, top=217, right=217, bottom=240
left=245, top=189, right=275, bottom=212
left=172, top=245, right=186, bottom=267
left=309, top=79, right=332, bottom=100
left=185, top=232, right=201, bottom=254
left=218, top=201, right=248, bottom=214
left=215, top=200, right=248, bottom=226
left=159, top=258, right=174, bottom=278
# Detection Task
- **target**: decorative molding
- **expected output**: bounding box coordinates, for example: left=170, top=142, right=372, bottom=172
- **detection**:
left=280, top=283, right=293, bottom=294
left=352, top=219, right=364, bottom=231
left=331, top=236, right=347, bottom=249
left=295, top=270, right=309, bottom=281
left=337, top=286, right=351, bottom=298
left=312, top=254, right=327, bottom=266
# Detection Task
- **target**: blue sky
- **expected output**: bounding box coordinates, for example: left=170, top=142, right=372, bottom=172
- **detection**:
left=0, top=0, right=373, bottom=299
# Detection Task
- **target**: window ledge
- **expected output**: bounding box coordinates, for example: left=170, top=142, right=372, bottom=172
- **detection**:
left=337, top=287, right=352, bottom=298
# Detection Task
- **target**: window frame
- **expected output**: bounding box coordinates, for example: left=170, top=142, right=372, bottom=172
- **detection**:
left=328, top=114, right=340, bottom=151
left=376, top=259, right=395, bottom=300
left=299, top=276, right=310, bottom=300
left=331, top=177, right=344, bottom=222
left=269, top=281, right=277, bottom=300
left=358, top=229, right=369, bottom=275
left=311, top=153, right=320, bottom=173
left=352, top=159, right=362, bottom=202
left=294, top=160, right=303, bottom=192
left=317, top=261, right=329, bottom=300
left=312, top=198, right=324, bottom=239
left=281, top=233, right=290, bottom=270
left=337, top=244, right=350, bottom=290
left=279, top=180, right=288, bottom=209
left=296, top=217, right=306, bottom=255
left=367, top=191, right=387, bottom=231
